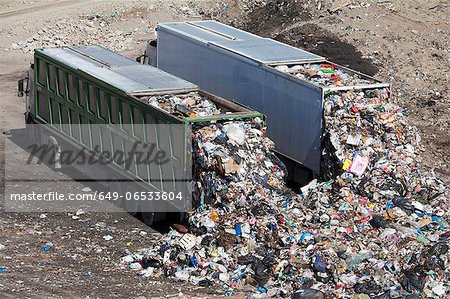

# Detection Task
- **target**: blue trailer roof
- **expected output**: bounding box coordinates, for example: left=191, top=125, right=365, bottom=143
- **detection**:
left=158, top=21, right=324, bottom=64
left=36, top=45, right=197, bottom=93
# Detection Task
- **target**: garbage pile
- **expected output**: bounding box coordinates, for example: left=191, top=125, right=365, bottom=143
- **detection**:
left=274, top=63, right=376, bottom=87
left=121, top=88, right=449, bottom=298
left=145, top=92, right=221, bottom=118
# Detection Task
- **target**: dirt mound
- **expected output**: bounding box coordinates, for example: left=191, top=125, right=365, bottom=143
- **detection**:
left=239, top=0, right=378, bottom=76
left=274, top=24, right=378, bottom=76
left=242, top=0, right=312, bottom=36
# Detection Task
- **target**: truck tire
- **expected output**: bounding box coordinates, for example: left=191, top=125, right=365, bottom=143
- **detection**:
left=124, top=184, right=138, bottom=216
left=141, top=212, right=155, bottom=226
left=107, top=173, right=122, bottom=210
left=25, top=120, right=39, bottom=146
left=46, top=135, right=61, bottom=170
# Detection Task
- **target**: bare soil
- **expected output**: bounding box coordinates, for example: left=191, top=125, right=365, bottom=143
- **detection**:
left=273, top=23, right=379, bottom=76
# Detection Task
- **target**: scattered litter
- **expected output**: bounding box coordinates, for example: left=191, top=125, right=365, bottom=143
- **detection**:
left=172, top=224, right=188, bottom=234
left=329, top=0, right=352, bottom=13
left=41, top=242, right=54, bottom=252
left=10, top=16, right=134, bottom=54
left=275, top=63, right=377, bottom=87
left=432, top=284, right=446, bottom=296
left=178, top=234, right=196, bottom=250
left=292, top=288, right=325, bottom=299
left=348, top=153, right=369, bottom=176
left=103, top=235, right=114, bottom=241
left=223, top=123, right=246, bottom=145
left=130, top=262, right=143, bottom=270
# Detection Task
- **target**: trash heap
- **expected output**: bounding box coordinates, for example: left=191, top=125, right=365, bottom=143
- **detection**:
left=274, top=63, right=376, bottom=87
left=121, top=88, right=449, bottom=298
left=145, top=92, right=221, bottom=118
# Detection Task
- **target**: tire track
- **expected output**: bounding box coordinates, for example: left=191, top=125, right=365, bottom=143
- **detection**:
left=0, top=0, right=85, bottom=19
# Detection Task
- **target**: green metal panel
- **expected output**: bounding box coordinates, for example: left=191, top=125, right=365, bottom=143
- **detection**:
left=32, top=47, right=264, bottom=200
left=33, top=52, right=190, bottom=193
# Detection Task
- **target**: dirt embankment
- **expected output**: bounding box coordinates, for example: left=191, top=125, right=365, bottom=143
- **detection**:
left=0, top=1, right=232, bottom=298
left=234, top=0, right=378, bottom=75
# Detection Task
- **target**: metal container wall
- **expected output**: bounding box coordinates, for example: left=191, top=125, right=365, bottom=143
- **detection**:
left=33, top=46, right=263, bottom=201
left=156, top=21, right=389, bottom=174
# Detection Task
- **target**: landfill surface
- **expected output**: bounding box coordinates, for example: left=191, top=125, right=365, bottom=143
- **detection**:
left=121, top=88, right=450, bottom=298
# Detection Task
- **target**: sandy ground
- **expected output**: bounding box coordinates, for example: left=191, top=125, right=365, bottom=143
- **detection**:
left=0, top=0, right=449, bottom=298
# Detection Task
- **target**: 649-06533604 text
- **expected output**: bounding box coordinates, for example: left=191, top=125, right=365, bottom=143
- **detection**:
left=9, top=191, right=184, bottom=202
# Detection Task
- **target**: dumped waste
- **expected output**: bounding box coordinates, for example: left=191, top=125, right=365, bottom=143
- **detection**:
left=121, top=88, right=449, bottom=298
left=145, top=92, right=221, bottom=118
left=274, top=63, right=377, bottom=87
left=41, top=241, right=54, bottom=252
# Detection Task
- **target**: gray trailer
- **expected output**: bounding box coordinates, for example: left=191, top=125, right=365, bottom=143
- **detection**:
left=152, top=20, right=390, bottom=182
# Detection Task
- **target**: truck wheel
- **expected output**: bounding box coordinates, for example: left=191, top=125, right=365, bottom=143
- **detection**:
left=141, top=212, right=155, bottom=226
left=26, top=121, right=39, bottom=146
left=124, top=184, right=138, bottom=216
left=107, top=174, right=123, bottom=210
left=46, top=136, right=61, bottom=170
left=178, top=212, right=186, bottom=223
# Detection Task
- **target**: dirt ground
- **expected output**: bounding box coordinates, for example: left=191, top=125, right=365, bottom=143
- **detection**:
left=0, top=1, right=235, bottom=298
left=0, top=0, right=449, bottom=298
